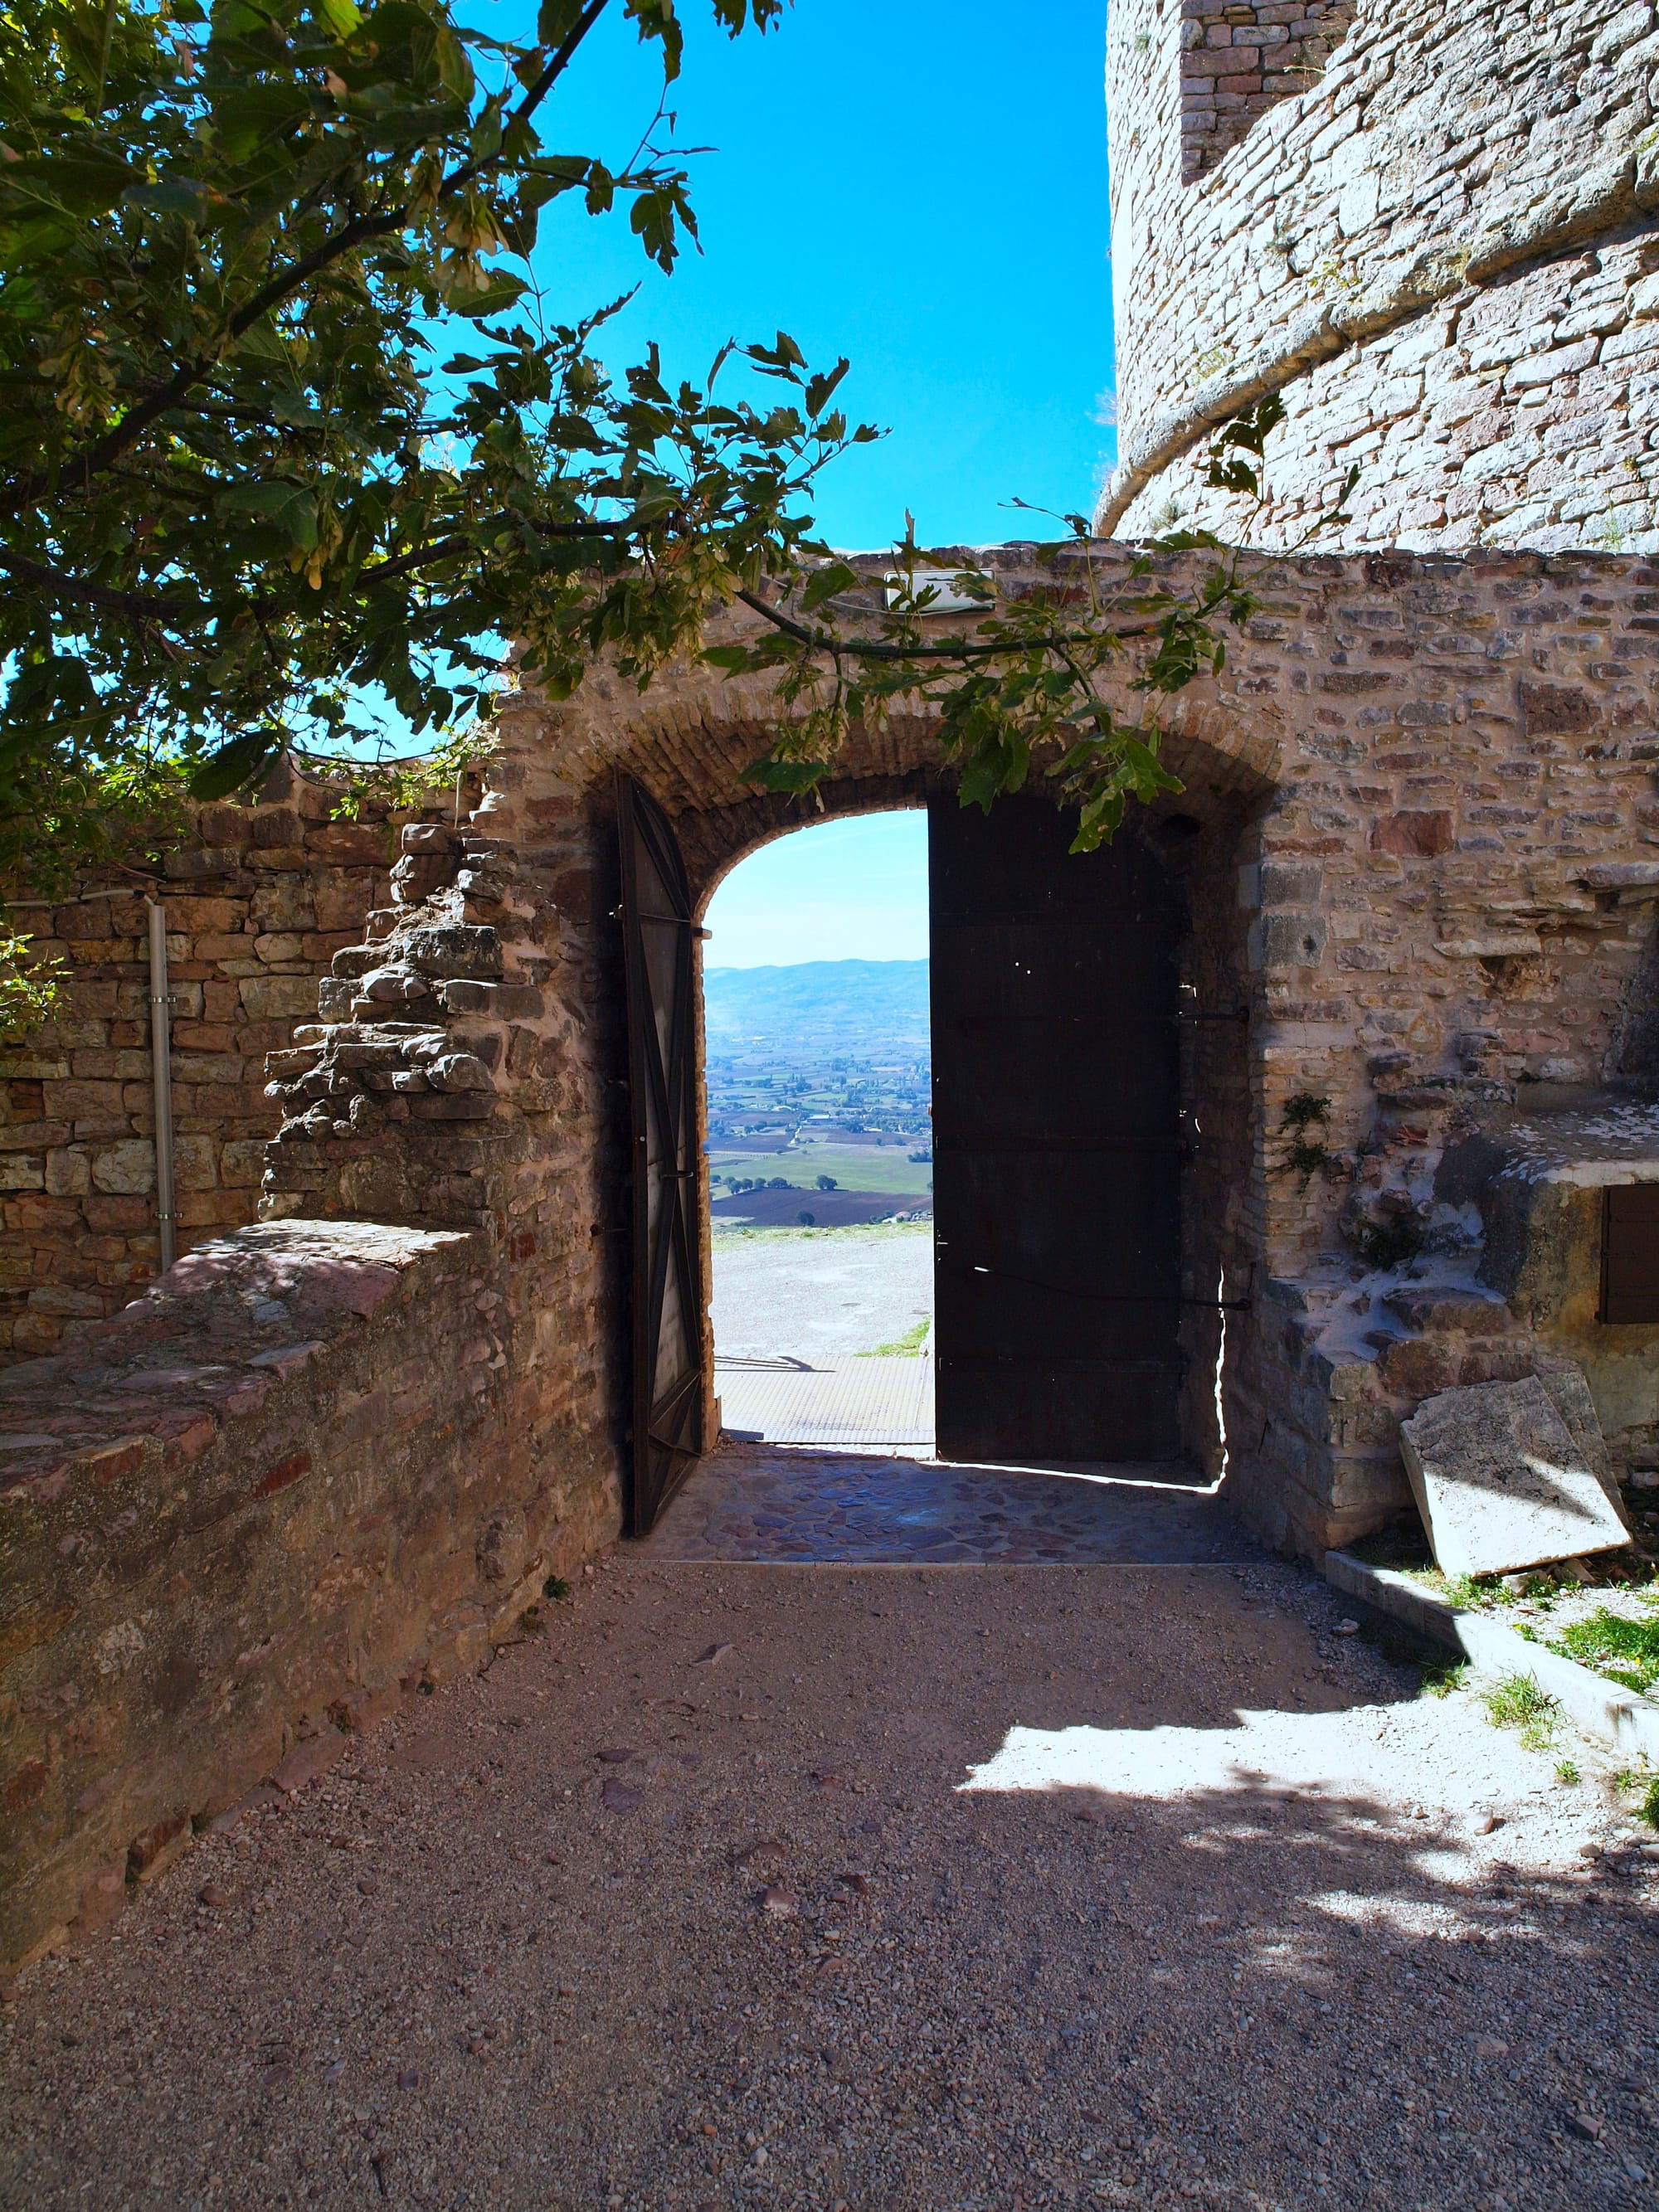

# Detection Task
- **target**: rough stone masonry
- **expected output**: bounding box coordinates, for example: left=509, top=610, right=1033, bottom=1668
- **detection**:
left=1103, top=0, right=1659, bottom=552
left=2, top=0, right=1659, bottom=1975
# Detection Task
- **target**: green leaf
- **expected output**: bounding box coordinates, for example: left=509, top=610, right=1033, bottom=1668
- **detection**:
left=122, top=177, right=212, bottom=223
left=624, top=0, right=685, bottom=81
left=537, top=0, right=590, bottom=39
left=799, top=561, right=860, bottom=614
left=2, top=149, right=138, bottom=216
left=451, top=272, right=530, bottom=319
left=739, top=751, right=829, bottom=795
left=223, top=479, right=319, bottom=549
left=629, top=184, right=693, bottom=271
left=803, top=359, right=849, bottom=416
left=188, top=731, right=284, bottom=801
left=206, top=84, right=314, bottom=162
left=209, top=0, right=272, bottom=36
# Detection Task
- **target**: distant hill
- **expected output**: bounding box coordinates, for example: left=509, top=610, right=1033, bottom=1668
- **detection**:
left=703, top=960, right=929, bottom=1057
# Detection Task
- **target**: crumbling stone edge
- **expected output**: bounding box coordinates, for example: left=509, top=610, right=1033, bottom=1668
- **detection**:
left=0, top=1218, right=620, bottom=1984
left=1324, top=1549, right=1659, bottom=1763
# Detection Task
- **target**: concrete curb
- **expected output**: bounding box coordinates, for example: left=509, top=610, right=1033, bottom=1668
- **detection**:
left=1325, top=1548, right=1659, bottom=1762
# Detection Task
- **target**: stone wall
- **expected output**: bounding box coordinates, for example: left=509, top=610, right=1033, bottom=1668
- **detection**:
left=0, top=761, right=480, bottom=1364
left=7, top=539, right=1659, bottom=1970
left=1102, top=0, right=1659, bottom=552
left=0, top=1218, right=611, bottom=1971
left=247, top=545, right=1659, bottom=1541
left=1178, top=0, right=1358, bottom=181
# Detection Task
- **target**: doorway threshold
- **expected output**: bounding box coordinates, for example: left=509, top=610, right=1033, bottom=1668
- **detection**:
left=635, top=1440, right=1252, bottom=1566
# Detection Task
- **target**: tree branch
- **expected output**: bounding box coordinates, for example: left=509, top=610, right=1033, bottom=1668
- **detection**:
left=446, top=0, right=613, bottom=201
left=3, top=1, right=616, bottom=516
left=733, top=587, right=1167, bottom=664
left=1, top=552, right=194, bottom=620
left=360, top=511, right=618, bottom=582
left=2, top=508, right=623, bottom=617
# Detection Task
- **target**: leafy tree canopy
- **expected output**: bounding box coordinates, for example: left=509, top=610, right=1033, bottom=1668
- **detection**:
left=1, top=0, right=838, bottom=872
left=0, top=0, right=1320, bottom=912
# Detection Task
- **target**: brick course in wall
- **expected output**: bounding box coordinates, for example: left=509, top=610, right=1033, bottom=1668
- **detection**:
left=1102, top=0, right=1659, bottom=552
left=6, top=543, right=1659, bottom=1972
left=1179, top=0, right=1358, bottom=181
left=0, top=761, right=482, bottom=1363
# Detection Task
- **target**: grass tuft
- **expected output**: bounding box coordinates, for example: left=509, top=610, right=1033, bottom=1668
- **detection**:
left=859, top=1317, right=931, bottom=1358
left=1552, top=1607, right=1659, bottom=1697
left=1421, top=1660, right=1469, bottom=1699
left=1439, top=1572, right=1506, bottom=1612
left=1481, top=1671, right=1560, bottom=1751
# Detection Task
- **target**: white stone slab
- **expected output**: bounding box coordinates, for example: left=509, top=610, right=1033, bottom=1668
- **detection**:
left=1399, top=1374, right=1631, bottom=1579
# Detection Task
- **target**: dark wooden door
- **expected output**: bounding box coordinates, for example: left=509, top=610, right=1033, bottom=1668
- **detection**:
left=929, top=793, right=1185, bottom=1462
left=619, top=777, right=706, bottom=1534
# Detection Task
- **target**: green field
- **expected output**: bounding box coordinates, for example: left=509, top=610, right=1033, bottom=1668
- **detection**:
left=709, top=1139, right=932, bottom=1198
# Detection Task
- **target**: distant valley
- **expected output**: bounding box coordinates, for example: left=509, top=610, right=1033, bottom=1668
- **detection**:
left=703, top=960, right=930, bottom=1056
left=703, top=960, right=932, bottom=1223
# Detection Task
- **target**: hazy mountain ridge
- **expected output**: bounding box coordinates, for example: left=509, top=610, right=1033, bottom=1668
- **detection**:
left=703, top=960, right=930, bottom=1057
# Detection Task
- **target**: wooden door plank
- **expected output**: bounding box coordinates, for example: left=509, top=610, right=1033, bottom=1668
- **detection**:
left=929, top=795, right=1185, bottom=1462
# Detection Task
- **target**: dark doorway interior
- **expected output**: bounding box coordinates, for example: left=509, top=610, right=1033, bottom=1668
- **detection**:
left=929, top=794, right=1185, bottom=1463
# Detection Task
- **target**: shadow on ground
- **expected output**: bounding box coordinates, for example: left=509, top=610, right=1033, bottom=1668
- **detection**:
left=1, top=1553, right=1653, bottom=2211
left=640, top=1444, right=1243, bottom=1563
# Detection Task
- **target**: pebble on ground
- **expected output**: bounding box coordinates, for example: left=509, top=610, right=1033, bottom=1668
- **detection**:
left=2, top=1544, right=1657, bottom=2210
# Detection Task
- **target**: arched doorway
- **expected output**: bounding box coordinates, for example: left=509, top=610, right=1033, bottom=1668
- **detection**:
left=619, top=776, right=1200, bottom=1531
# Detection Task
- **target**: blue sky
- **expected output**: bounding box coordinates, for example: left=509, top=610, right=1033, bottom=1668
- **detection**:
left=514, top=1, right=1116, bottom=962
left=703, top=808, right=929, bottom=965
left=517, top=0, right=1117, bottom=548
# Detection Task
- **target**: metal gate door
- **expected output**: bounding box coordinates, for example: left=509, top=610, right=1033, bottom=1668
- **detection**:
left=619, top=777, right=706, bottom=1534
left=929, top=794, right=1185, bottom=1462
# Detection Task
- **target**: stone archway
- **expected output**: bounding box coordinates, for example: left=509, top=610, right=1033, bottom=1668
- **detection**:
left=255, top=542, right=1659, bottom=1563
left=257, top=602, right=1282, bottom=1543
left=523, top=650, right=1277, bottom=1524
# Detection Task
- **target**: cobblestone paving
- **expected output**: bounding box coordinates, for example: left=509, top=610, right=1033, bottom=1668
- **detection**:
left=637, top=1442, right=1253, bottom=1564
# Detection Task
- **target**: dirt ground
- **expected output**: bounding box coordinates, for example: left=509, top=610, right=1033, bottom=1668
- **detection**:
left=2, top=1546, right=1657, bottom=2212
left=711, top=1228, right=932, bottom=1364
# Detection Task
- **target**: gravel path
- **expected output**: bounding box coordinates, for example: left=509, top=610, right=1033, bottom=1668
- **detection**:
left=712, top=1228, right=932, bottom=1363
left=3, top=1545, right=1657, bottom=2211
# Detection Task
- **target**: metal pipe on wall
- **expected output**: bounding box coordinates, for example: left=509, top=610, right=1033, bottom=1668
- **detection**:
left=146, top=899, right=178, bottom=1275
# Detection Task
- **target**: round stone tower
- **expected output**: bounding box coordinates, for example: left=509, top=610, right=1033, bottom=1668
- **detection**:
left=1100, top=0, right=1659, bottom=553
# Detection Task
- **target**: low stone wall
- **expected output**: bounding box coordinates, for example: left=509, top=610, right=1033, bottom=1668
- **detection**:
left=0, top=762, right=399, bottom=1361
left=0, top=1218, right=615, bottom=1976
